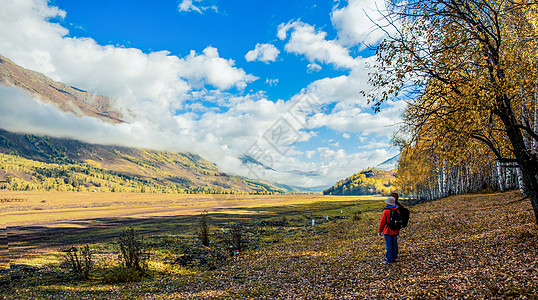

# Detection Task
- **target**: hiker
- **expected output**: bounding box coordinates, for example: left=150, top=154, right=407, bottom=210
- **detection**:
left=391, top=192, right=401, bottom=207
left=378, top=196, right=400, bottom=263
left=390, top=192, right=400, bottom=260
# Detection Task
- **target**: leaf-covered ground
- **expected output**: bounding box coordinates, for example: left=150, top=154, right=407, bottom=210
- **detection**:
left=3, top=191, right=538, bottom=299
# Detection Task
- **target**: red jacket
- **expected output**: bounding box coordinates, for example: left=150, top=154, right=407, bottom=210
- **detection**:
left=379, top=206, right=400, bottom=235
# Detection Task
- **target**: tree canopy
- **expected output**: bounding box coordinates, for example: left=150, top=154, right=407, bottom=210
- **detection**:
left=368, top=0, right=538, bottom=222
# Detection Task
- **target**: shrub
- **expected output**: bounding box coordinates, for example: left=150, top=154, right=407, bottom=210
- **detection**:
left=118, top=227, right=148, bottom=273
left=229, top=223, right=244, bottom=253
left=174, top=240, right=228, bottom=270
left=198, top=211, right=210, bottom=246
left=280, top=215, right=288, bottom=227
left=63, top=245, right=93, bottom=280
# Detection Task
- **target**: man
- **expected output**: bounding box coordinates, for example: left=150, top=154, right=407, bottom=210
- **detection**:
left=378, top=196, right=400, bottom=263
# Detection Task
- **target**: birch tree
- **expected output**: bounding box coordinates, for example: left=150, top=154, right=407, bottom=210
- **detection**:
left=369, top=0, right=538, bottom=223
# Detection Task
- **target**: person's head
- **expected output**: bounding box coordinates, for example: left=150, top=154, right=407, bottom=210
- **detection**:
left=390, top=192, right=399, bottom=201
left=385, top=196, right=396, bottom=206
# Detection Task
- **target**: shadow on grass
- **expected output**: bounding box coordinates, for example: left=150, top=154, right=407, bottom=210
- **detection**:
left=1, top=197, right=386, bottom=298
left=5, top=198, right=383, bottom=262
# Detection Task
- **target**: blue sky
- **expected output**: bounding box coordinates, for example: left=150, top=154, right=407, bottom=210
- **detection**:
left=53, top=0, right=352, bottom=101
left=0, top=0, right=402, bottom=189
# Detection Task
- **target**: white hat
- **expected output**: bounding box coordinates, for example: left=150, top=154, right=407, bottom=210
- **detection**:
left=385, top=196, right=396, bottom=206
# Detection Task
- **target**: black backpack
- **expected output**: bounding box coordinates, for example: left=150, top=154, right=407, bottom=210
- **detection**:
left=385, top=206, right=409, bottom=230
left=399, top=206, right=410, bottom=228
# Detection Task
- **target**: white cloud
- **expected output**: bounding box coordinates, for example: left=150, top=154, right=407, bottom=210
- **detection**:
left=307, top=63, right=322, bottom=73
left=0, top=0, right=256, bottom=123
left=277, top=20, right=358, bottom=69
left=178, top=0, right=202, bottom=13
left=0, top=0, right=403, bottom=189
left=357, top=141, right=391, bottom=149
left=266, top=78, right=278, bottom=86
left=308, top=103, right=403, bottom=136
left=245, top=43, right=280, bottom=63
left=0, top=85, right=197, bottom=151
left=331, top=0, right=389, bottom=48
left=342, top=133, right=351, bottom=139
left=305, top=56, right=377, bottom=107
left=178, top=0, right=218, bottom=14
left=178, top=47, right=258, bottom=90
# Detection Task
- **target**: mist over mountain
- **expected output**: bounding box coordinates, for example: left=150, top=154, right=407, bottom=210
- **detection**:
left=0, top=54, right=122, bottom=123
left=0, top=128, right=289, bottom=193
left=0, top=54, right=295, bottom=193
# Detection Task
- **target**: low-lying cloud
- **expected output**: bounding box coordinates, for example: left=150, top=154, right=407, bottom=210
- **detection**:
left=0, top=0, right=403, bottom=189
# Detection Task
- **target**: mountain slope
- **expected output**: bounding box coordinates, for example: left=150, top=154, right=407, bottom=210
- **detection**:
left=0, top=54, right=122, bottom=123
left=377, top=154, right=399, bottom=170
left=0, top=129, right=283, bottom=193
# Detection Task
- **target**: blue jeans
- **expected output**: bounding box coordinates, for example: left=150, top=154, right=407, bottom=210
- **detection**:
left=384, top=234, right=398, bottom=263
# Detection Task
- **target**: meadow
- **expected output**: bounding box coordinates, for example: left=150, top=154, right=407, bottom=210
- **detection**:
left=1, top=191, right=537, bottom=299
left=2, top=191, right=362, bottom=227
left=1, top=192, right=379, bottom=268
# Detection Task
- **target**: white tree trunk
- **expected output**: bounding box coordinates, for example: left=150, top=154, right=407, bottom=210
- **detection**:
left=534, top=87, right=538, bottom=151
left=441, top=162, right=447, bottom=197
left=516, top=167, right=527, bottom=196
left=496, top=162, right=505, bottom=191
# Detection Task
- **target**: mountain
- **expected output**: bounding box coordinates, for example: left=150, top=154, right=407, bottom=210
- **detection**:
left=0, top=129, right=284, bottom=193
left=323, top=167, right=397, bottom=195
left=377, top=154, right=399, bottom=170
left=0, top=54, right=290, bottom=194
left=0, top=54, right=122, bottom=123
left=239, top=155, right=275, bottom=171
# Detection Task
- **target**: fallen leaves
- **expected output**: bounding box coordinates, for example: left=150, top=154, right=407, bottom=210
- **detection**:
left=3, top=190, right=537, bottom=299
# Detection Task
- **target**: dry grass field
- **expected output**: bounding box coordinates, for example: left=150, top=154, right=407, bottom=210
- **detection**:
left=1, top=191, right=380, bottom=269
left=1, top=191, right=376, bottom=227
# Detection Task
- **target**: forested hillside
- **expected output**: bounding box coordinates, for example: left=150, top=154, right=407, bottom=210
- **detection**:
left=0, top=129, right=283, bottom=194
left=323, top=168, right=396, bottom=195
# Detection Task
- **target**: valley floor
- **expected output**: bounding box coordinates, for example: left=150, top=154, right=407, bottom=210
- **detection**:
left=2, top=191, right=537, bottom=299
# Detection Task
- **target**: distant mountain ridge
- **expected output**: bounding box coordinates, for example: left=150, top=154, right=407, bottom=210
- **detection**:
left=0, top=54, right=122, bottom=123
left=377, top=154, right=399, bottom=170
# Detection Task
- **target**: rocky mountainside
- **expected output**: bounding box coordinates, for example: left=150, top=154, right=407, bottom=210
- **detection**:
left=0, top=54, right=122, bottom=123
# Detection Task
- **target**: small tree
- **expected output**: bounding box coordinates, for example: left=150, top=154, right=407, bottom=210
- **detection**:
left=229, top=223, right=243, bottom=253
left=199, top=211, right=210, bottom=246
